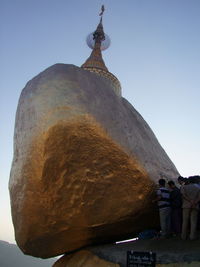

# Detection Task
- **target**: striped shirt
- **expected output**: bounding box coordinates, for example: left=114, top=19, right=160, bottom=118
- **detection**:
left=157, top=187, right=170, bottom=209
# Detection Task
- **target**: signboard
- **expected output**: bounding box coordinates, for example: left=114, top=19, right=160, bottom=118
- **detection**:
left=127, top=251, right=156, bottom=267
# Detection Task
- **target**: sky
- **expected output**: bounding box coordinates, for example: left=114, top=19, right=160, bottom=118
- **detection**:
left=0, top=0, right=200, bottom=244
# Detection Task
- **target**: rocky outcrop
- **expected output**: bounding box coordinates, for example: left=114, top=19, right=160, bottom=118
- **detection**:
left=9, top=64, right=179, bottom=258
left=53, top=234, right=200, bottom=266
left=87, top=234, right=200, bottom=266
left=53, top=250, right=119, bottom=267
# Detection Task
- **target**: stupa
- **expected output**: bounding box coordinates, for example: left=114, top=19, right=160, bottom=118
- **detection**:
left=81, top=5, right=121, bottom=96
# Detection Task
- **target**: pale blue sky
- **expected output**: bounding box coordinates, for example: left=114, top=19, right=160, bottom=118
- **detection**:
left=1, top=0, right=200, bottom=243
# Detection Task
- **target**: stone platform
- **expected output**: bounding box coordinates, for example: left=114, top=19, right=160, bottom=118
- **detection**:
left=87, top=233, right=200, bottom=266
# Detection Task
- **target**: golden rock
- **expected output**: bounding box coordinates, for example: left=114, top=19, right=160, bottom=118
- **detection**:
left=9, top=64, right=179, bottom=258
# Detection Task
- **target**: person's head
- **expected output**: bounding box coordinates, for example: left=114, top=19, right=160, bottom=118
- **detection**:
left=158, top=178, right=166, bottom=187
left=188, top=175, right=200, bottom=184
left=168, top=180, right=175, bottom=189
left=188, top=176, right=196, bottom=184
left=177, top=176, right=185, bottom=185
left=184, top=178, right=190, bottom=185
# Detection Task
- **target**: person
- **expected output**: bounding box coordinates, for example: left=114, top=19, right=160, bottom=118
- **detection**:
left=181, top=177, right=200, bottom=240
left=168, top=180, right=182, bottom=235
left=189, top=175, right=200, bottom=189
left=156, top=178, right=171, bottom=238
left=188, top=176, right=200, bottom=230
left=177, top=176, right=187, bottom=187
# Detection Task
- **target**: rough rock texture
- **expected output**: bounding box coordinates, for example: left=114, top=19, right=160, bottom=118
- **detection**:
left=9, top=64, right=179, bottom=258
left=53, top=250, right=119, bottom=267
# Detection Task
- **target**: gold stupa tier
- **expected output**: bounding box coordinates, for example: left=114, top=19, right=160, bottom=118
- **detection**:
left=81, top=6, right=121, bottom=96
left=82, top=66, right=121, bottom=96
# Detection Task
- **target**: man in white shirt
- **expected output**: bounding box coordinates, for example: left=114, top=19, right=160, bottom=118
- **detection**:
left=181, top=177, right=200, bottom=240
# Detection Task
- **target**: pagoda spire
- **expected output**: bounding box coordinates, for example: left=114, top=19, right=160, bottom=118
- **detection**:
left=81, top=6, right=122, bottom=96
left=81, top=5, right=108, bottom=71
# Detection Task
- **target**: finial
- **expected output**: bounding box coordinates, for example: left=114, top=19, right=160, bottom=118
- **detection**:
left=99, top=5, right=105, bottom=19
left=85, top=5, right=110, bottom=51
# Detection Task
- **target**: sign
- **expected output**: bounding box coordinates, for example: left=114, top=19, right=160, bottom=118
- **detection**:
left=127, top=251, right=156, bottom=267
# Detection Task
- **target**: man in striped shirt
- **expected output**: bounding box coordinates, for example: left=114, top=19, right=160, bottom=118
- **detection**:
left=156, top=178, right=171, bottom=238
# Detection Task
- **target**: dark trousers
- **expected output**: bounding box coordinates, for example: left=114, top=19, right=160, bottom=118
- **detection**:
left=171, top=208, right=182, bottom=234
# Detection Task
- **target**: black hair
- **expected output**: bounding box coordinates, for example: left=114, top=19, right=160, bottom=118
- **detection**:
left=168, top=180, right=175, bottom=186
left=188, top=176, right=200, bottom=184
left=178, top=176, right=184, bottom=181
left=159, top=178, right=166, bottom=186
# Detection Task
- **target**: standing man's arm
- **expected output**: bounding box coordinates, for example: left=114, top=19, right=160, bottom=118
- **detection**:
left=152, top=189, right=162, bottom=203
left=181, top=186, right=193, bottom=204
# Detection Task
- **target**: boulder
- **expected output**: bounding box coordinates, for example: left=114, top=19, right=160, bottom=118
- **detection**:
left=9, top=64, right=179, bottom=258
